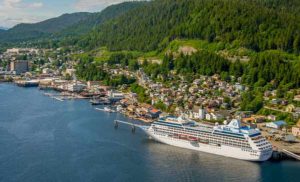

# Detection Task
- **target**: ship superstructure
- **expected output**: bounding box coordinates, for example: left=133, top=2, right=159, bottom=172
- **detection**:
left=142, top=116, right=272, bottom=161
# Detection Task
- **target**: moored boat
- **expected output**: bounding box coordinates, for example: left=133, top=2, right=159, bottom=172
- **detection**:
left=139, top=116, right=273, bottom=161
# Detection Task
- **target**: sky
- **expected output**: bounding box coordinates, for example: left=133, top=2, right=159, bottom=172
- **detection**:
left=0, top=0, right=128, bottom=28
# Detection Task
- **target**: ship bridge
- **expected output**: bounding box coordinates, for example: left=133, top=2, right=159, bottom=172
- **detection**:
left=214, top=119, right=261, bottom=137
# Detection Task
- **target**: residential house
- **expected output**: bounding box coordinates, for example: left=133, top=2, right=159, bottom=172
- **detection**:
left=266, top=121, right=287, bottom=129
left=292, top=127, right=300, bottom=137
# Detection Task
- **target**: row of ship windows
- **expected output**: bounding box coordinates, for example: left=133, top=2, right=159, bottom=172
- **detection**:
left=154, top=130, right=251, bottom=148
left=259, top=145, right=272, bottom=150
left=256, top=142, right=270, bottom=147
left=242, top=148, right=256, bottom=153
left=154, top=128, right=249, bottom=145
left=155, top=126, right=247, bottom=141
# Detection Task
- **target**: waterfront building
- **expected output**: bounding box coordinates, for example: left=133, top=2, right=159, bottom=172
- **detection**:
left=10, top=60, right=29, bottom=75
left=292, top=127, right=300, bottom=137
left=265, top=121, right=287, bottom=129
left=108, top=90, right=125, bottom=101
left=87, top=81, right=101, bottom=89
left=67, top=82, right=86, bottom=92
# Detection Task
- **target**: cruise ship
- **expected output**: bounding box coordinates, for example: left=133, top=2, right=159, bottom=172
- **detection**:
left=141, top=116, right=273, bottom=161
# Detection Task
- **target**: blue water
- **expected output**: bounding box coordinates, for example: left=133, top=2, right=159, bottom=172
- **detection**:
left=0, top=83, right=299, bottom=182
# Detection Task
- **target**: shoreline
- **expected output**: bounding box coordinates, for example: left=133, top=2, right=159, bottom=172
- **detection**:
left=2, top=82, right=300, bottom=161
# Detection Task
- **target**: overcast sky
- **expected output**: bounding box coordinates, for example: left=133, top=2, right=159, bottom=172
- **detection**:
left=0, top=0, right=127, bottom=28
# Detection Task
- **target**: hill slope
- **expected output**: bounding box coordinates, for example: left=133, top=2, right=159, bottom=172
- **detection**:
left=78, top=0, right=300, bottom=54
left=0, top=2, right=147, bottom=43
left=58, top=2, right=148, bottom=37
left=0, top=13, right=91, bottom=42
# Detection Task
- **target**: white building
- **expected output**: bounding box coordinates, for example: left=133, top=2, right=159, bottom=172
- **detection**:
left=10, top=60, right=29, bottom=75
left=266, top=121, right=287, bottom=129
left=199, top=108, right=206, bottom=120
left=67, top=83, right=86, bottom=92
left=42, top=68, right=51, bottom=74
left=206, top=112, right=224, bottom=121
left=65, top=69, right=76, bottom=77
left=108, top=90, right=125, bottom=100
left=292, top=127, right=300, bottom=137
left=191, top=107, right=206, bottom=120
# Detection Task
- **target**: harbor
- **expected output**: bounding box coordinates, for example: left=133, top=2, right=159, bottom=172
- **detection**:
left=4, top=81, right=300, bottom=161
left=1, top=83, right=300, bottom=182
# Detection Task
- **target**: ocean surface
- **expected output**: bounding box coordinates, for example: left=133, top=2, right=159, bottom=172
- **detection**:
left=0, top=83, right=299, bottom=182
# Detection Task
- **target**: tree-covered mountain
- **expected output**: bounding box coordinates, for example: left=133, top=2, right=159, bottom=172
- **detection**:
left=0, top=1, right=147, bottom=44
left=0, top=12, right=91, bottom=42
left=57, top=2, right=148, bottom=38
left=77, top=0, right=300, bottom=54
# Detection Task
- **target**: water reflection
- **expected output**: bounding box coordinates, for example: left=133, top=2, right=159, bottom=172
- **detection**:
left=142, top=140, right=261, bottom=182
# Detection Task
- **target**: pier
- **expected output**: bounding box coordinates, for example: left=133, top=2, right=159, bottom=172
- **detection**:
left=282, top=149, right=300, bottom=161
left=114, top=120, right=142, bottom=128
left=113, top=120, right=147, bottom=133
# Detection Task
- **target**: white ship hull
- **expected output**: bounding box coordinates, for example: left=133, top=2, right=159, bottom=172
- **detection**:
left=144, top=129, right=272, bottom=162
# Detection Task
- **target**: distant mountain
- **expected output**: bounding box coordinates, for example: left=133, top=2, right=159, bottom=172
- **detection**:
left=0, top=1, right=147, bottom=43
left=0, top=12, right=91, bottom=42
left=0, top=27, right=7, bottom=34
left=0, top=26, right=8, bottom=31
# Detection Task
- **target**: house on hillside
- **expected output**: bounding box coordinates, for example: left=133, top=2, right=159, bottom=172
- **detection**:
left=266, top=121, right=287, bottom=129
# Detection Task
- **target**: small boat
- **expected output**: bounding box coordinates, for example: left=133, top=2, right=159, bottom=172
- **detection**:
left=53, top=97, right=64, bottom=102
left=104, top=107, right=115, bottom=113
left=90, top=99, right=102, bottom=105
left=90, top=98, right=111, bottom=105
left=116, top=105, right=123, bottom=112
left=95, top=107, right=115, bottom=113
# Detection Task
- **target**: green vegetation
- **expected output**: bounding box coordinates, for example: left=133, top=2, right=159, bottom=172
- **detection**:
left=240, top=91, right=264, bottom=113
left=75, top=55, right=135, bottom=87
left=0, top=13, right=91, bottom=42
left=258, top=108, right=296, bottom=126
left=154, top=101, right=167, bottom=112
left=78, top=0, right=300, bottom=54
left=0, top=2, right=147, bottom=44
left=130, top=83, right=150, bottom=104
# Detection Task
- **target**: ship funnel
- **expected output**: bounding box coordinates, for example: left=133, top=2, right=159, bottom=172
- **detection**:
left=228, top=119, right=241, bottom=129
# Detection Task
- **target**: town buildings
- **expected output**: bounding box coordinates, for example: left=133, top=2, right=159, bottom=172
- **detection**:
left=10, top=60, right=29, bottom=75
left=292, top=127, right=300, bottom=137
left=266, top=121, right=287, bottom=129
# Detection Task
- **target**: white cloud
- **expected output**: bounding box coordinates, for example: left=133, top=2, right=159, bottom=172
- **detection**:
left=0, top=0, right=44, bottom=27
left=28, top=2, right=43, bottom=8
left=74, top=0, right=125, bottom=11
left=2, top=0, right=22, bottom=9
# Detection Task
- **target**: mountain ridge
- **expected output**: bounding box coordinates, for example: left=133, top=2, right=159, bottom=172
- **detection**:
left=76, top=0, right=300, bottom=54
left=0, top=1, right=148, bottom=43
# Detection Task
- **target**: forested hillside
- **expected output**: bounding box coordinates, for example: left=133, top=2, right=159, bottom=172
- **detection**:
left=57, top=2, right=148, bottom=38
left=78, top=0, right=300, bottom=54
left=0, top=13, right=91, bottom=42
left=73, top=0, right=300, bottom=91
left=0, top=1, right=146, bottom=43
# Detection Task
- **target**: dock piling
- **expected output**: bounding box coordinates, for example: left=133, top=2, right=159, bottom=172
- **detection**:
left=114, top=121, right=119, bottom=129
left=131, top=125, right=136, bottom=133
